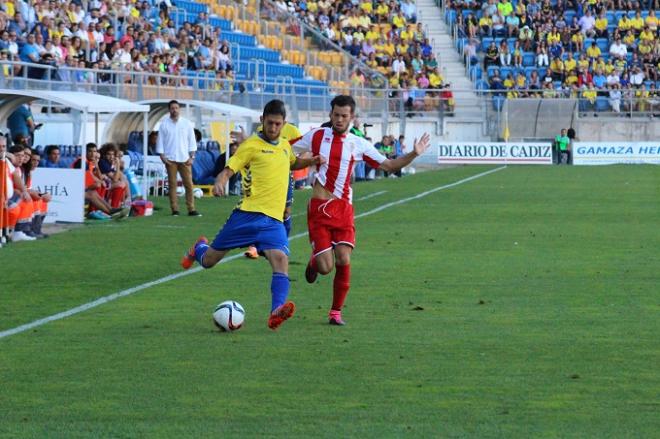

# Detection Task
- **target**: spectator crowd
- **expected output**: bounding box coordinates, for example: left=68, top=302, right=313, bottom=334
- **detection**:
left=262, top=0, right=454, bottom=113
left=0, top=0, right=236, bottom=87
left=453, top=0, right=659, bottom=113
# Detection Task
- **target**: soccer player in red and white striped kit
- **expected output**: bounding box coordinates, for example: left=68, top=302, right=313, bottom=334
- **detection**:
left=291, top=95, right=430, bottom=325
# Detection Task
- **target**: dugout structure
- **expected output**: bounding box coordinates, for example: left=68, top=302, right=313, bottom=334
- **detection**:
left=0, top=90, right=149, bottom=221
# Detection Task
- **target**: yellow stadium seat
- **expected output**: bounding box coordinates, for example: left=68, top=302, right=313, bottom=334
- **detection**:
left=289, top=51, right=298, bottom=64
left=251, top=21, right=260, bottom=35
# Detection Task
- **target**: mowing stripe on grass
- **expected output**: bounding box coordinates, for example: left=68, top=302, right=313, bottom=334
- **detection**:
left=0, top=166, right=505, bottom=340
left=355, top=190, right=388, bottom=201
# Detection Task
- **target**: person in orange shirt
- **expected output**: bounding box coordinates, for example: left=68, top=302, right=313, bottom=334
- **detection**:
left=72, top=143, right=127, bottom=220
left=18, top=147, right=51, bottom=238
left=6, top=145, right=38, bottom=241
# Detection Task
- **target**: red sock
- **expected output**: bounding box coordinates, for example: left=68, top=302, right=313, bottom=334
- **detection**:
left=110, top=187, right=126, bottom=208
left=309, top=255, right=317, bottom=271
left=96, top=186, right=107, bottom=199
left=332, top=264, right=351, bottom=311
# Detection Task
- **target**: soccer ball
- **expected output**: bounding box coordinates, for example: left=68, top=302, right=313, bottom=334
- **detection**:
left=212, top=301, right=245, bottom=332
left=192, top=187, right=204, bottom=199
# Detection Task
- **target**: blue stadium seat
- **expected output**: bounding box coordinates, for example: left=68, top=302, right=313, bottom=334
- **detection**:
left=192, top=150, right=216, bottom=185
left=481, top=37, right=493, bottom=52
left=470, top=65, right=482, bottom=81
left=208, top=17, right=232, bottom=31
left=127, top=131, right=143, bottom=152
left=523, top=52, right=535, bottom=66
left=60, top=157, right=76, bottom=168
left=595, top=97, right=610, bottom=112
left=445, top=10, right=457, bottom=25
left=492, top=95, right=505, bottom=111
left=500, top=67, right=513, bottom=79
left=222, top=31, right=256, bottom=46
left=564, top=10, right=576, bottom=23
left=475, top=79, right=489, bottom=94
left=456, top=38, right=466, bottom=53
left=524, top=66, right=537, bottom=79
left=596, top=38, right=609, bottom=53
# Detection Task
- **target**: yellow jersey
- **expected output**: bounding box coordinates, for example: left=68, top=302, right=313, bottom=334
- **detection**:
left=586, top=45, right=601, bottom=59
left=228, top=133, right=296, bottom=220
left=630, top=17, right=644, bottom=30
left=360, top=1, right=373, bottom=13
left=564, top=58, right=577, bottom=72
left=595, top=17, right=608, bottom=31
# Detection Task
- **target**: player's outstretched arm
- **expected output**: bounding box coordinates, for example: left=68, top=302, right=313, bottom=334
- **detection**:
left=379, top=133, right=430, bottom=173
left=291, top=155, right=326, bottom=170
left=213, top=167, right=235, bottom=196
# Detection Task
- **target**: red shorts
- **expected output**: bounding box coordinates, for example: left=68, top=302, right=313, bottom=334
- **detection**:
left=307, top=198, right=355, bottom=256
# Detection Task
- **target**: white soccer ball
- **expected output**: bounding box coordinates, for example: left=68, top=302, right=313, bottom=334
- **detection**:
left=213, top=301, right=245, bottom=332
left=193, top=187, right=204, bottom=199
left=176, top=186, right=185, bottom=196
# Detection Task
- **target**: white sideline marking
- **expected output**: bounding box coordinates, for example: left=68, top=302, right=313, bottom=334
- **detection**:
left=0, top=166, right=506, bottom=340
left=355, top=190, right=388, bottom=201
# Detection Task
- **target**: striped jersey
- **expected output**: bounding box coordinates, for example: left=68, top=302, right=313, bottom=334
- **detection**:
left=291, top=127, right=386, bottom=203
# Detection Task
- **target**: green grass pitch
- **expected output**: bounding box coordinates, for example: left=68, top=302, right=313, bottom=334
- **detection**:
left=1, top=165, right=658, bottom=438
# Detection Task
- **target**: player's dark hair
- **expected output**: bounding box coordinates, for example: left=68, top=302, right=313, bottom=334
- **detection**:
left=44, top=145, right=60, bottom=155
left=330, top=95, right=356, bottom=113
left=263, top=99, right=286, bottom=119
left=100, top=142, right=118, bottom=157
left=9, top=145, right=24, bottom=154
left=168, top=99, right=179, bottom=109
left=86, top=142, right=97, bottom=150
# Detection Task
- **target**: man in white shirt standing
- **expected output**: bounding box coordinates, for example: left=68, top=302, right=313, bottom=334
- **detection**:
left=156, top=100, right=201, bottom=217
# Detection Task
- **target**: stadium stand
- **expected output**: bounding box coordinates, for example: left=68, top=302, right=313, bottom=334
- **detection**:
left=0, top=0, right=454, bottom=113
left=264, top=0, right=450, bottom=111
left=0, top=0, right=331, bottom=97
left=446, top=0, right=659, bottom=114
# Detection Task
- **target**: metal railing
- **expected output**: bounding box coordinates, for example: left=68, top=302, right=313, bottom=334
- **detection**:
left=1, top=60, right=656, bottom=142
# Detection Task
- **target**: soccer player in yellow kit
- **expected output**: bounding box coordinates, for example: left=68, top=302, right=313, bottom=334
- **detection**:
left=180, top=100, right=323, bottom=330
left=244, top=121, right=302, bottom=259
